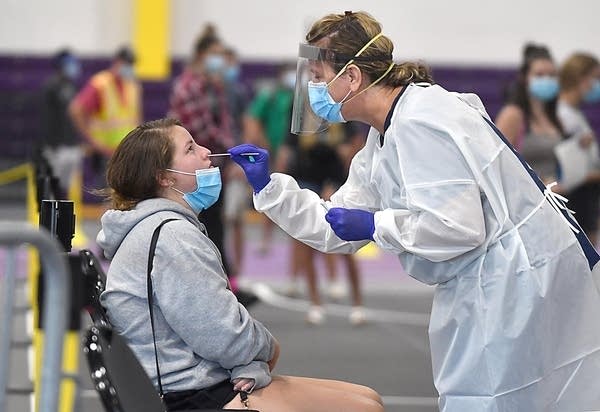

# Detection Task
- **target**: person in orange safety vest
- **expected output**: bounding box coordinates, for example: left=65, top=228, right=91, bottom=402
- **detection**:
left=69, top=46, right=142, bottom=164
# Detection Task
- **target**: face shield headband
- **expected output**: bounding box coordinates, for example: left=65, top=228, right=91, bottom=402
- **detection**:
left=291, top=32, right=394, bottom=134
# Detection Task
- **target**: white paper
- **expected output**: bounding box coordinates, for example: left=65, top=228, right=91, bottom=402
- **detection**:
left=554, top=135, right=599, bottom=191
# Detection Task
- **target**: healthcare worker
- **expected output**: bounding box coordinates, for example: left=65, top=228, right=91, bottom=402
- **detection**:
left=229, top=10, right=600, bottom=412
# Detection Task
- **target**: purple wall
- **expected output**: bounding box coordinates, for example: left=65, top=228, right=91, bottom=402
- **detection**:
left=1, top=54, right=599, bottom=160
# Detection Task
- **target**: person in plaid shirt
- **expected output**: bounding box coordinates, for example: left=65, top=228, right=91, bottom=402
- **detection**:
left=168, top=25, right=233, bottom=154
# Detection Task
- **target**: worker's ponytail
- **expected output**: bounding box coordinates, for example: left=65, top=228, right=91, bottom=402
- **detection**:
left=385, top=61, right=433, bottom=87
left=307, top=11, right=434, bottom=89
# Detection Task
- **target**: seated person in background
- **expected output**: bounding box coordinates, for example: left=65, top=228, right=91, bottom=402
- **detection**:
left=97, top=118, right=384, bottom=412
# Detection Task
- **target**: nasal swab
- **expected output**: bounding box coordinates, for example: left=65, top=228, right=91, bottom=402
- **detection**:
left=208, top=152, right=260, bottom=157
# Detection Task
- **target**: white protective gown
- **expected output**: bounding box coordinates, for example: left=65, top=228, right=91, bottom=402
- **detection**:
left=254, top=83, right=600, bottom=411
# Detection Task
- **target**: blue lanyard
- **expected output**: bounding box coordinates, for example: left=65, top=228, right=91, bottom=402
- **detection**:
left=483, top=117, right=599, bottom=270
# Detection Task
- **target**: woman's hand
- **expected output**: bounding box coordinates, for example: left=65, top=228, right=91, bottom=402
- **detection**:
left=232, top=378, right=255, bottom=393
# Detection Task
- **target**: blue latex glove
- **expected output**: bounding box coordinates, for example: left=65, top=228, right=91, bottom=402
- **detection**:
left=325, top=207, right=375, bottom=241
left=227, top=144, right=271, bottom=193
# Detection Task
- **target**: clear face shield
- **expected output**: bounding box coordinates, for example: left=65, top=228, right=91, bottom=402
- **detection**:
left=290, top=33, right=394, bottom=135
left=290, top=44, right=337, bottom=135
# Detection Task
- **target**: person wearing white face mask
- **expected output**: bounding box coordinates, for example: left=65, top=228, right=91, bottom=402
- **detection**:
left=496, top=43, right=565, bottom=186
left=229, top=11, right=600, bottom=412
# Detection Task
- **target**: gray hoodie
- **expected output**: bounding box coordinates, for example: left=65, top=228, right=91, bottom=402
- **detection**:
left=97, top=198, right=274, bottom=392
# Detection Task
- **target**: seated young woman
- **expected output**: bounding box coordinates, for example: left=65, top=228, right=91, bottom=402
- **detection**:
left=97, top=118, right=384, bottom=412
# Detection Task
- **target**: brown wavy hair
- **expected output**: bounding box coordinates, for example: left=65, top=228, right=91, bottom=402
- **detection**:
left=306, top=11, right=433, bottom=87
left=105, top=118, right=180, bottom=210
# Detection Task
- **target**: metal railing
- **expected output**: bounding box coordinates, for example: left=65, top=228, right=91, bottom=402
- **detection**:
left=0, top=221, right=70, bottom=412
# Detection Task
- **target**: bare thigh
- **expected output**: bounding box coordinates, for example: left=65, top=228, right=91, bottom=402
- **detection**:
left=224, top=375, right=384, bottom=412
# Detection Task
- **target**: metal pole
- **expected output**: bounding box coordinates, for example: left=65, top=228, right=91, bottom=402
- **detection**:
left=0, top=248, right=17, bottom=410
left=0, top=222, right=69, bottom=412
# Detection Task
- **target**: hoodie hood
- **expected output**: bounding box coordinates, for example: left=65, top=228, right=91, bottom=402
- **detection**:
left=97, top=198, right=201, bottom=259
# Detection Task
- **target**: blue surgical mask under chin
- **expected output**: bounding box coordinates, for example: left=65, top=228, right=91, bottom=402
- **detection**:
left=167, top=167, right=222, bottom=213
left=528, top=76, right=559, bottom=102
left=307, top=81, right=349, bottom=123
left=584, top=80, right=600, bottom=104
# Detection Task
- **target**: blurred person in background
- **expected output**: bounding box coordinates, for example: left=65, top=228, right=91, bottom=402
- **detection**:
left=323, top=125, right=368, bottom=312
left=223, top=47, right=249, bottom=143
left=244, top=64, right=296, bottom=255
left=496, top=43, right=564, bottom=185
left=168, top=25, right=256, bottom=306
left=40, top=48, right=82, bottom=198
left=69, top=46, right=141, bottom=188
left=222, top=47, right=252, bottom=278
left=276, top=122, right=366, bottom=325
left=557, top=52, right=600, bottom=246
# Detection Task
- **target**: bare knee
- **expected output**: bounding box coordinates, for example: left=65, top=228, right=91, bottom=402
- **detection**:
left=343, top=383, right=384, bottom=410
left=361, top=397, right=385, bottom=412
left=354, top=384, right=384, bottom=406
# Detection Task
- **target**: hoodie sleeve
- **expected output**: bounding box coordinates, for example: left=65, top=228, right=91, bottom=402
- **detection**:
left=151, top=220, right=275, bottom=370
left=230, top=361, right=272, bottom=390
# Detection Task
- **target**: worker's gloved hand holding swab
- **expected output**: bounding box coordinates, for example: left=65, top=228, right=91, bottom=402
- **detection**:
left=227, top=144, right=271, bottom=193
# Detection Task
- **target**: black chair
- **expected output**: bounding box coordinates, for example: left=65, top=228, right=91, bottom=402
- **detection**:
left=79, top=249, right=109, bottom=325
left=79, top=250, right=258, bottom=412
left=84, top=324, right=167, bottom=412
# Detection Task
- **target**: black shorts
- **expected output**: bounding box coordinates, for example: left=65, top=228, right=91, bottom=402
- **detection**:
left=568, top=183, right=600, bottom=234
left=162, top=380, right=238, bottom=411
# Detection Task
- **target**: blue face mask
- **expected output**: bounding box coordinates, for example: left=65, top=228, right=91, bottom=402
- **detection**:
left=307, top=81, right=351, bottom=123
left=167, top=167, right=222, bottom=213
left=306, top=58, right=394, bottom=124
left=205, top=54, right=226, bottom=74
left=528, top=76, right=559, bottom=101
left=584, top=79, right=600, bottom=104
left=224, top=65, right=240, bottom=83
left=62, top=58, right=81, bottom=80
left=119, top=64, right=135, bottom=80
